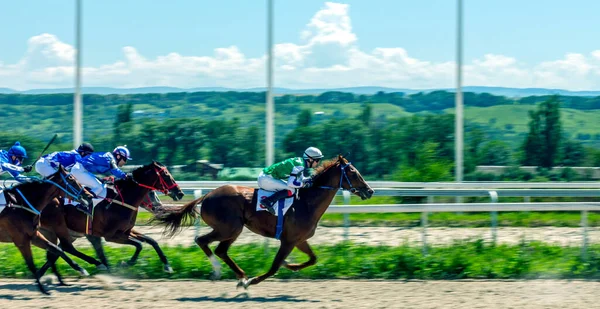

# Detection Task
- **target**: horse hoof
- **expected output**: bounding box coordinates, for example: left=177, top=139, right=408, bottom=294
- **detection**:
left=236, top=278, right=252, bottom=290
left=79, top=269, right=90, bottom=277
left=58, top=281, right=70, bottom=287
left=164, top=264, right=174, bottom=274
left=38, top=285, right=51, bottom=296
left=210, top=271, right=221, bottom=281
left=96, top=264, right=108, bottom=271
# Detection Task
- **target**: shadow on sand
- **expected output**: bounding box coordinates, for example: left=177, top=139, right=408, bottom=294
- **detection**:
left=178, top=292, right=320, bottom=303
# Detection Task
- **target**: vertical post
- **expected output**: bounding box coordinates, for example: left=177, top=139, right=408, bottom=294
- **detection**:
left=454, top=0, right=463, bottom=202
left=73, top=0, right=83, bottom=148
left=265, top=0, right=274, bottom=167
left=421, top=211, right=428, bottom=255
left=264, top=0, right=274, bottom=256
left=193, top=190, right=203, bottom=237
left=489, top=191, right=498, bottom=243
left=343, top=191, right=351, bottom=242
left=581, top=210, right=588, bottom=259
left=422, top=196, right=434, bottom=255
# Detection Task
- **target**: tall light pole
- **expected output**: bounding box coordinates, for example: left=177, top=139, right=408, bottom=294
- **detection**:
left=265, top=0, right=274, bottom=166
left=74, top=0, right=83, bottom=148
left=455, top=0, right=464, bottom=185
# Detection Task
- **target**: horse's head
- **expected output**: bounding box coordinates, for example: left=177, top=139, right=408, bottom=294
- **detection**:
left=47, top=165, right=94, bottom=207
left=130, top=161, right=184, bottom=201
left=312, top=155, right=374, bottom=200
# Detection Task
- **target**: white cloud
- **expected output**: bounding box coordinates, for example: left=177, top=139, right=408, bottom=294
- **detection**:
left=2, top=2, right=600, bottom=91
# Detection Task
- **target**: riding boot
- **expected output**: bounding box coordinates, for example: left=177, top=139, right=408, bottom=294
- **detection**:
left=260, top=190, right=290, bottom=215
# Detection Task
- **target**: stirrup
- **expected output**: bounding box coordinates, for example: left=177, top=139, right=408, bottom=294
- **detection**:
left=260, top=201, right=276, bottom=215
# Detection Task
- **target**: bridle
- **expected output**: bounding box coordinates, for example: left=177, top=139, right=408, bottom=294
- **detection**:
left=132, top=164, right=179, bottom=195
left=317, top=161, right=357, bottom=193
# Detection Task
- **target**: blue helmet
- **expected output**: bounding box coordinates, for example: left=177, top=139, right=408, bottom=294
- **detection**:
left=113, top=145, right=132, bottom=160
left=8, top=141, right=27, bottom=159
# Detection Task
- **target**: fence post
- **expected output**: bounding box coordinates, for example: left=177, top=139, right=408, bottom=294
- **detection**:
left=489, top=191, right=499, bottom=244
left=581, top=210, right=588, bottom=260
left=193, top=190, right=203, bottom=237
left=343, top=191, right=351, bottom=242
left=422, top=196, right=434, bottom=255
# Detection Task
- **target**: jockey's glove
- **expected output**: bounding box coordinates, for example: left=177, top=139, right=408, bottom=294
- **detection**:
left=22, top=165, right=33, bottom=173
left=302, top=177, right=314, bottom=188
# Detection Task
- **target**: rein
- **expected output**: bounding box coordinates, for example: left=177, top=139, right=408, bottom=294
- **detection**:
left=8, top=172, right=88, bottom=215
left=105, top=165, right=177, bottom=212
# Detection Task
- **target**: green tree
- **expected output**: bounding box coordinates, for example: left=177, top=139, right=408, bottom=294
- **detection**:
left=297, top=109, right=312, bottom=127
left=522, top=96, right=562, bottom=168
left=479, top=141, right=512, bottom=165
left=392, top=142, right=453, bottom=182
left=357, top=103, right=372, bottom=126
left=560, top=139, right=585, bottom=167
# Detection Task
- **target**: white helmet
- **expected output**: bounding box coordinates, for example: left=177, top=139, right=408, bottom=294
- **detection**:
left=303, top=147, right=323, bottom=160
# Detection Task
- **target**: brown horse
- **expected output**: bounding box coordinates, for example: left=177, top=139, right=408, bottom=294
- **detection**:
left=155, top=155, right=373, bottom=288
left=0, top=165, right=94, bottom=295
left=37, top=161, right=184, bottom=281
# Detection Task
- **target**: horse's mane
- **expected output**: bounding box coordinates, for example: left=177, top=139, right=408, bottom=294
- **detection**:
left=311, top=156, right=348, bottom=179
left=6, top=178, right=47, bottom=191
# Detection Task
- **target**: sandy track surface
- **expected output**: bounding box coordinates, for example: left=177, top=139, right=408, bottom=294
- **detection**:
left=0, top=278, right=597, bottom=309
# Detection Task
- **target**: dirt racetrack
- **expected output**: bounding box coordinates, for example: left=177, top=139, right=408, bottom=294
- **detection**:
left=0, top=278, right=598, bottom=309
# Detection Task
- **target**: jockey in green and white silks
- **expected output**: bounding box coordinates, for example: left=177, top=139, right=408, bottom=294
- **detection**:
left=257, top=146, right=323, bottom=214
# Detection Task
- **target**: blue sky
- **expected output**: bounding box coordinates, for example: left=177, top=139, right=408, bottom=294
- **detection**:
left=1, top=0, right=600, bottom=90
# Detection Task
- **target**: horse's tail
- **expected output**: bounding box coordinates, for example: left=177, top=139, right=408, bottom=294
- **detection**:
left=152, top=195, right=204, bottom=237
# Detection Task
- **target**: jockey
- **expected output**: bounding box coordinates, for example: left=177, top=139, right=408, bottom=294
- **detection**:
left=35, top=142, right=95, bottom=177
left=0, top=142, right=32, bottom=206
left=0, top=141, right=32, bottom=182
left=257, top=146, right=323, bottom=214
left=70, top=145, right=133, bottom=214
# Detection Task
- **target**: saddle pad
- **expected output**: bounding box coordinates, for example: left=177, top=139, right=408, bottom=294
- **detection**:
left=256, top=189, right=294, bottom=216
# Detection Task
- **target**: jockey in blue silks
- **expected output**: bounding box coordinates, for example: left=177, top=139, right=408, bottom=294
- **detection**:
left=34, top=142, right=95, bottom=214
left=70, top=145, right=133, bottom=213
left=35, top=142, right=95, bottom=177
left=0, top=141, right=33, bottom=206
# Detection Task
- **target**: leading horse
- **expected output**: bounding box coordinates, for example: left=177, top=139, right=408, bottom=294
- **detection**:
left=0, top=165, right=93, bottom=294
left=155, top=155, right=373, bottom=288
left=37, top=161, right=184, bottom=282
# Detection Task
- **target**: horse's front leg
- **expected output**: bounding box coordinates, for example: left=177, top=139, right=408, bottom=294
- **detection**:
left=239, top=241, right=296, bottom=289
left=282, top=240, right=317, bottom=272
left=130, top=229, right=173, bottom=273
left=32, top=231, right=90, bottom=278
left=11, top=233, right=49, bottom=295
left=86, top=235, right=111, bottom=269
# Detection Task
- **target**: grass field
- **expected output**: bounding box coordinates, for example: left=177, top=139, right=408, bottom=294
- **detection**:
left=0, top=241, right=598, bottom=280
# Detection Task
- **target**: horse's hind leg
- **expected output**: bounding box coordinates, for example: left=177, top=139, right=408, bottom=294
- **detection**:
left=282, top=241, right=317, bottom=272
left=239, top=241, right=295, bottom=289
left=195, top=228, right=245, bottom=280
left=214, top=238, right=245, bottom=280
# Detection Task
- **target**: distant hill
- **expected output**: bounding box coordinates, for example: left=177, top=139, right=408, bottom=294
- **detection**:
left=2, top=86, right=600, bottom=97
